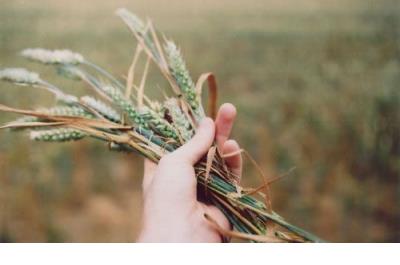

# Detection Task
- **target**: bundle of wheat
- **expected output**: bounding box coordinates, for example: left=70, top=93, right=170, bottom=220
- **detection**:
left=0, top=8, right=323, bottom=243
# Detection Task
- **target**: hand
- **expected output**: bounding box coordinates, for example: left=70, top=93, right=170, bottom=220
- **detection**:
left=138, top=103, right=242, bottom=242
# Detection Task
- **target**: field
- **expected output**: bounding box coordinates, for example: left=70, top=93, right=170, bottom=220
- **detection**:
left=0, top=0, right=399, bottom=242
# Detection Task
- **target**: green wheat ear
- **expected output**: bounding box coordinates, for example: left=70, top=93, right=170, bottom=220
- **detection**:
left=164, top=41, right=205, bottom=120
left=30, top=128, right=86, bottom=142
left=138, top=106, right=180, bottom=142
left=100, top=85, right=145, bottom=126
left=163, top=98, right=194, bottom=141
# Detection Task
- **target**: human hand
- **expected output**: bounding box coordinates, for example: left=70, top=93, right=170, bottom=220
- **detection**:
left=138, top=103, right=242, bottom=242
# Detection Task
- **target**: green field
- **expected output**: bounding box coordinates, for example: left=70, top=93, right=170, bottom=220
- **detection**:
left=0, top=0, right=399, bottom=242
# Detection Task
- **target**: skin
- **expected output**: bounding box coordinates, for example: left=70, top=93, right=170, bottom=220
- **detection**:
left=138, top=103, right=242, bottom=242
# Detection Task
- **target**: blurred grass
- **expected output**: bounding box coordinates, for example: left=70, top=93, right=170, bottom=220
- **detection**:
left=0, top=0, right=399, bottom=242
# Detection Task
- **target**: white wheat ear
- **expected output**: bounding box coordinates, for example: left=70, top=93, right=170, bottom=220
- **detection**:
left=0, top=68, right=42, bottom=85
left=20, top=48, right=84, bottom=65
left=0, top=67, right=78, bottom=104
left=115, top=8, right=146, bottom=34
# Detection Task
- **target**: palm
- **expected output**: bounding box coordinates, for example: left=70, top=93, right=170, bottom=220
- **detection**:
left=139, top=104, right=242, bottom=242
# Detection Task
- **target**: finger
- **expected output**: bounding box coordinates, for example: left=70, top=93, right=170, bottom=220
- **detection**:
left=222, top=139, right=242, bottom=178
left=142, top=158, right=157, bottom=194
left=172, top=117, right=215, bottom=164
left=215, top=103, right=236, bottom=150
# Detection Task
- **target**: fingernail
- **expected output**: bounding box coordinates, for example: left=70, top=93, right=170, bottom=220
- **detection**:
left=221, top=103, right=236, bottom=115
left=225, top=139, right=238, bottom=147
left=223, top=139, right=239, bottom=152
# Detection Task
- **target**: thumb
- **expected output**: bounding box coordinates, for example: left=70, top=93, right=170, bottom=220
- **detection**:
left=172, top=117, right=215, bottom=164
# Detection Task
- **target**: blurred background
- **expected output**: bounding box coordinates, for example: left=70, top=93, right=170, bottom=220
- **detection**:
left=0, top=0, right=399, bottom=242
